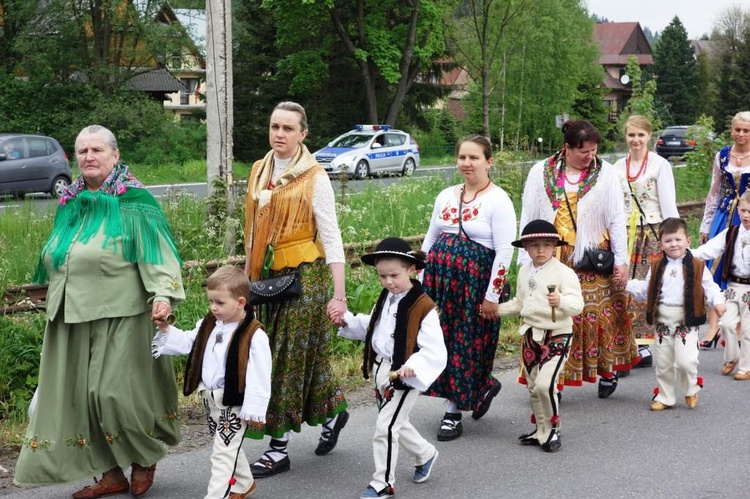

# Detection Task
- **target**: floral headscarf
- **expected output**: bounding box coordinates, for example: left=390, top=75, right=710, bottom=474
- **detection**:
left=59, top=162, right=143, bottom=205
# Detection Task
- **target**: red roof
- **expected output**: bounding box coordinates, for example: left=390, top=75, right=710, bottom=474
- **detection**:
left=594, top=22, right=653, bottom=66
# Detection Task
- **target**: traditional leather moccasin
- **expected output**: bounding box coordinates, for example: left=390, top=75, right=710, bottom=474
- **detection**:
left=722, top=361, right=738, bottom=376
left=71, top=478, right=129, bottom=499
left=229, top=481, right=257, bottom=499
left=130, top=463, right=156, bottom=497
left=734, top=370, right=750, bottom=380
left=685, top=393, right=700, bottom=409
left=650, top=401, right=672, bottom=411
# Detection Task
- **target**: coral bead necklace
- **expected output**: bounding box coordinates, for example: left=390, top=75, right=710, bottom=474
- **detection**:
left=626, top=150, right=649, bottom=182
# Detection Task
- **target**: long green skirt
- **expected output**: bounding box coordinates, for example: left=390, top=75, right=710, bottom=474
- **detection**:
left=250, top=259, right=347, bottom=438
left=14, top=312, right=180, bottom=485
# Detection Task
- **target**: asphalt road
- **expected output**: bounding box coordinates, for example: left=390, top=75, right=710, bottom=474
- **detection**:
left=10, top=341, right=750, bottom=499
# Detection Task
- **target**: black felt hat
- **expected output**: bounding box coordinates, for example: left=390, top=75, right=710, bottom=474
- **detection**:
left=511, top=219, right=568, bottom=248
left=361, top=237, right=426, bottom=270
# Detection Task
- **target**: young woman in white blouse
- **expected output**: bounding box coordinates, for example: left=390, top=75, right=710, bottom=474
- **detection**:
left=613, top=115, right=679, bottom=366
left=421, top=135, right=516, bottom=441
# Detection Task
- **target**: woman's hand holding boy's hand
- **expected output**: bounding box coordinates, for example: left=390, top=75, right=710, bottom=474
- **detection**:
left=398, top=366, right=416, bottom=378
left=714, top=303, right=727, bottom=317
left=479, top=299, right=499, bottom=321
left=547, top=290, right=560, bottom=308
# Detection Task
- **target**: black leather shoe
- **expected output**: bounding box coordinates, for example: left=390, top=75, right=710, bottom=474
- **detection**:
left=541, top=431, right=562, bottom=453
left=518, top=431, right=540, bottom=447
left=437, top=414, right=463, bottom=441
left=636, top=355, right=653, bottom=368
left=314, top=410, right=349, bottom=455
left=471, top=377, right=502, bottom=420
left=597, top=374, right=618, bottom=399
left=251, top=455, right=290, bottom=478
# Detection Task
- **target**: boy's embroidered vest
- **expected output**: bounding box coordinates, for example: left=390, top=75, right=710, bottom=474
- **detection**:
left=183, top=311, right=263, bottom=407
left=720, top=224, right=741, bottom=282
left=645, top=251, right=706, bottom=327
left=362, top=280, right=437, bottom=390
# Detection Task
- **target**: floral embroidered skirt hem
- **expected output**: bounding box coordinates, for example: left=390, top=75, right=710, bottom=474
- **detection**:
left=253, top=259, right=347, bottom=439
left=560, top=249, right=639, bottom=386
left=423, top=233, right=500, bottom=412
left=628, top=224, right=661, bottom=344
left=14, top=312, right=180, bottom=486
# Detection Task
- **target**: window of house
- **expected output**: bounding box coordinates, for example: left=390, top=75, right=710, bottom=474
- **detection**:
left=180, top=78, right=198, bottom=105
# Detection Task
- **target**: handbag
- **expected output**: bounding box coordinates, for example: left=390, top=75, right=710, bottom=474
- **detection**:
left=248, top=271, right=302, bottom=306
left=562, top=184, right=615, bottom=276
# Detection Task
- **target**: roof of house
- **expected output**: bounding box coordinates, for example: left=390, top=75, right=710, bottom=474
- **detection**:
left=691, top=39, right=716, bottom=58
left=125, top=68, right=185, bottom=92
left=594, top=22, right=653, bottom=66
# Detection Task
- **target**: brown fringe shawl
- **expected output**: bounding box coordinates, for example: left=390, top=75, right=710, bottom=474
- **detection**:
left=244, top=144, right=323, bottom=280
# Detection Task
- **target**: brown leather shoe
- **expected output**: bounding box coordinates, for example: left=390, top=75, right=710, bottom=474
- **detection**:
left=130, top=463, right=156, bottom=497
left=734, top=370, right=750, bottom=380
left=229, top=481, right=257, bottom=499
left=650, top=401, right=672, bottom=411
left=71, top=478, right=129, bottom=498
left=722, top=361, right=738, bottom=375
left=685, top=393, right=700, bottom=409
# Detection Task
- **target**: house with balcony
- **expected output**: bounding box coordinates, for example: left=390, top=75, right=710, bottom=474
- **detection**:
left=162, top=8, right=206, bottom=120
left=593, top=22, right=653, bottom=122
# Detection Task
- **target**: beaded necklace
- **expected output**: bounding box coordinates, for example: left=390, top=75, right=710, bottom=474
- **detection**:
left=626, top=151, right=649, bottom=182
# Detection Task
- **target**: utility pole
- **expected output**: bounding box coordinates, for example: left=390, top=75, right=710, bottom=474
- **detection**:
left=205, top=0, right=236, bottom=254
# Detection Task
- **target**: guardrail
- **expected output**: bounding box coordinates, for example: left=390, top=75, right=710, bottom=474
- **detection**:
left=0, top=201, right=708, bottom=316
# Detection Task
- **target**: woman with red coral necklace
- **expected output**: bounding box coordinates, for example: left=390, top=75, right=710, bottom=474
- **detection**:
left=421, top=135, right=516, bottom=441
left=613, top=115, right=679, bottom=367
left=519, top=120, right=638, bottom=400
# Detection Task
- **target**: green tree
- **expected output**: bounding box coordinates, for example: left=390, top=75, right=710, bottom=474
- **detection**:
left=652, top=17, right=699, bottom=125
left=617, top=55, right=660, bottom=133
left=710, top=6, right=750, bottom=131
left=571, top=66, right=612, bottom=142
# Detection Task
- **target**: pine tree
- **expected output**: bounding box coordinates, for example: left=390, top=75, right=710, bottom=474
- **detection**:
left=652, top=17, right=699, bottom=125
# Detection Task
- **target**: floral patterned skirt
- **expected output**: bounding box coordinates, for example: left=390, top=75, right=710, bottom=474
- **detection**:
left=14, top=312, right=180, bottom=485
left=560, top=245, right=639, bottom=386
left=252, top=259, right=347, bottom=438
left=628, top=223, right=661, bottom=343
left=423, top=233, right=500, bottom=411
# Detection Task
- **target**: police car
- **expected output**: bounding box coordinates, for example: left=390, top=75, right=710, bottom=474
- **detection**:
left=313, top=125, right=420, bottom=179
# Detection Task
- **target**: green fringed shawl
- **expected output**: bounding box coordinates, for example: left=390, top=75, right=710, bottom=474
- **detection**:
left=33, top=188, right=181, bottom=283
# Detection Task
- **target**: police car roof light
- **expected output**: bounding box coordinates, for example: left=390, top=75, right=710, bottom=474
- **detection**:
left=354, top=124, right=391, bottom=131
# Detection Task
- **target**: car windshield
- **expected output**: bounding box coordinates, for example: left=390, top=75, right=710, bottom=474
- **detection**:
left=662, top=128, right=686, bottom=137
left=331, top=133, right=372, bottom=148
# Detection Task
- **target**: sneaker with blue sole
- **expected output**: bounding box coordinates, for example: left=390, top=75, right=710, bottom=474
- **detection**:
left=413, top=449, right=438, bottom=483
left=360, top=485, right=395, bottom=498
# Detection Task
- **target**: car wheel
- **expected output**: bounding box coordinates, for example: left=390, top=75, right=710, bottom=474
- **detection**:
left=50, top=176, right=70, bottom=197
left=402, top=158, right=416, bottom=177
left=354, top=160, right=369, bottom=180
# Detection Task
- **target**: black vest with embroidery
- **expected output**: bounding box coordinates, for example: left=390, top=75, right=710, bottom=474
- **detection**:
left=645, top=250, right=706, bottom=327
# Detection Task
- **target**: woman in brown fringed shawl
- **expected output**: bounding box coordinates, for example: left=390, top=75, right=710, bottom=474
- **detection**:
left=244, top=102, right=349, bottom=478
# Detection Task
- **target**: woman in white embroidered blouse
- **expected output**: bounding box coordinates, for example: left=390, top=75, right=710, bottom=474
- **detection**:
left=613, top=115, right=679, bottom=362
left=421, top=135, right=516, bottom=441
left=520, top=120, right=637, bottom=399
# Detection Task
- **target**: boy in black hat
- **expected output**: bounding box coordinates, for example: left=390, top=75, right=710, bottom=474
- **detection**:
left=497, top=220, right=584, bottom=452
left=338, top=237, right=447, bottom=499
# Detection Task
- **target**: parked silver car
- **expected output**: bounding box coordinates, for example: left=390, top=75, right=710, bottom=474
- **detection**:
left=0, top=134, right=71, bottom=197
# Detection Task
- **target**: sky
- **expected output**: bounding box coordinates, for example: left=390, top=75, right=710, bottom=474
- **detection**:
left=585, top=0, right=743, bottom=39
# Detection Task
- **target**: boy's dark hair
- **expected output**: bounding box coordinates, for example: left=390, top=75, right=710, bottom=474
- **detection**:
left=207, top=265, right=250, bottom=300
left=658, top=217, right=689, bottom=239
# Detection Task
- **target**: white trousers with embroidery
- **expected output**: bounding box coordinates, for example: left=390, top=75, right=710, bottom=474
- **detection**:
left=719, top=282, right=750, bottom=371
left=653, top=305, right=700, bottom=406
left=202, top=389, right=254, bottom=499
left=370, top=357, right=435, bottom=492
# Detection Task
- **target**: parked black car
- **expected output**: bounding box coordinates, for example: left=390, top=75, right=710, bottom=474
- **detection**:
left=655, top=126, right=696, bottom=158
left=0, top=134, right=71, bottom=197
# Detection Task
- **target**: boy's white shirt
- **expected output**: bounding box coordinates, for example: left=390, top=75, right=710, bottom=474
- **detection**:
left=338, top=290, right=447, bottom=392
left=497, top=257, right=584, bottom=337
left=152, top=318, right=272, bottom=422
left=626, top=253, right=725, bottom=306
left=693, top=226, right=750, bottom=277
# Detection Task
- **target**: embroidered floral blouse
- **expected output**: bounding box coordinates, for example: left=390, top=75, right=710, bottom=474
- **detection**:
left=612, top=153, right=679, bottom=225
left=422, top=185, right=516, bottom=302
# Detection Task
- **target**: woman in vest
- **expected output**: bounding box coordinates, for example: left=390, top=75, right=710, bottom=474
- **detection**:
left=699, top=111, right=750, bottom=348
left=244, top=101, right=349, bottom=477
left=613, top=115, right=679, bottom=366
